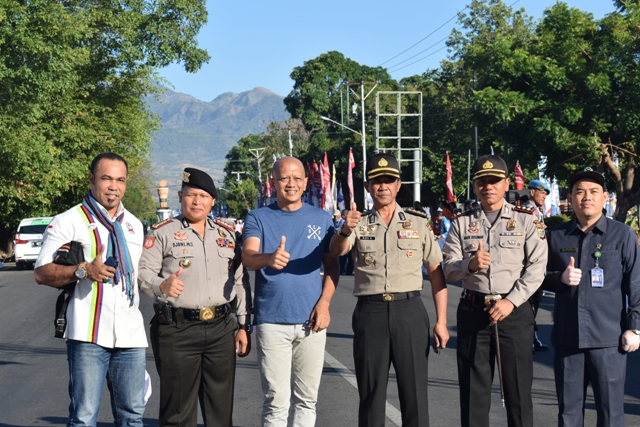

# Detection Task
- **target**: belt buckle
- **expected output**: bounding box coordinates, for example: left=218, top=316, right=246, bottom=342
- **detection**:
left=484, top=294, right=502, bottom=307
left=382, top=293, right=394, bottom=302
left=199, top=305, right=216, bottom=321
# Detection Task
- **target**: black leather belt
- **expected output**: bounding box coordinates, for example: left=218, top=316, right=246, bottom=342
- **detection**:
left=357, top=291, right=420, bottom=302
left=460, top=289, right=508, bottom=306
left=172, top=304, right=231, bottom=321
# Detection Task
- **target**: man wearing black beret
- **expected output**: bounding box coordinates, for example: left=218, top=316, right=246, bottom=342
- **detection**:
left=139, top=167, right=252, bottom=427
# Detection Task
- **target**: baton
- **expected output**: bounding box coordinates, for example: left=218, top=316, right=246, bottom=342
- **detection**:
left=486, top=297, right=505, bottom=409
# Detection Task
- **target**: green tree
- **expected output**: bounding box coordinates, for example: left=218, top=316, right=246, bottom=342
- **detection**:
left=0, top=0, right=209, bottom=250
left=122, top=158, right=158, bottom=223
left=284, top=51, right=400, bottom=206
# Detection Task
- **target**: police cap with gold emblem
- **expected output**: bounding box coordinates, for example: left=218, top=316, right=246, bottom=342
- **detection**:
left=471, top=155, right=508, bottom=181
left=366, top=152, right=401, bottom=180
left=182, top=167, right=217, bottom=198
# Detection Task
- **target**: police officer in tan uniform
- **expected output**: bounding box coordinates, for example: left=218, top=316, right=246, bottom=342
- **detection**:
left=138, top=167, right=251, bottom=427
left=330, top=152, right=449, bottom=427
left=443, top=155, right=547, bottom=427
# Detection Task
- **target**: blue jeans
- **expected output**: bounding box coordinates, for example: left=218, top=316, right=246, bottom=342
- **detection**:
left=67, top=340, right=145, bottom=426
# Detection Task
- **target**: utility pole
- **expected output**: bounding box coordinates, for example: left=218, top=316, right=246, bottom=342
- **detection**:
left=280, top=125, right=300, bottom=157
left=473, top=71, right=479, bottom=160
left=347, top=80, right=378, bottom=207
left=248, top=148, right=265, bottom=185
left=231, top=171, right=246, bottom=182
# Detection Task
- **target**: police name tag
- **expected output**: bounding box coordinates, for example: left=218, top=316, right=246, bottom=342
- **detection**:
left=591, top=268, right=604, bottom=288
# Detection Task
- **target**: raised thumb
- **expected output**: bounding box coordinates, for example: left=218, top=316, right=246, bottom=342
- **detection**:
left=175, top=267, right=183, bottom=277
left=352, top=201, right=357, bottom=211
left=279, top=236, right=286, bottom=250
left=477, top=241, right=484, bottom=252
left=569, top=256, right=575, bottom=268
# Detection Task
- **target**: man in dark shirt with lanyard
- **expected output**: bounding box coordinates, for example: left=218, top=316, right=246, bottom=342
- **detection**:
left=543, top=167, right=640, bottom=427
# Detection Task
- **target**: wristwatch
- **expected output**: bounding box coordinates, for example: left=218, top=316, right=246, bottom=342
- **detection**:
left=630, top=329, right=640, bottom=335
left=74, top=262, right=88, bottom=280
left=339, top=227, right=352, bottom=238
left=238, top=324, right=253, bottom=334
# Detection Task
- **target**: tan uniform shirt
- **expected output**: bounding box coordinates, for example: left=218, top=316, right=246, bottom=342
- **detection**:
left=442, top=202, right=547, bottom=307
left=345, top=204, right=442, bottom=296
left=138, top=216, right=251, bottom=323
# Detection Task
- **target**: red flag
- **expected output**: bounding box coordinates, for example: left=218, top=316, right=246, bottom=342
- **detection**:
left=514, top=160, right=525, bottom=190
left=322, top=152, right=332, bottom=212
left=445, top=153, right=455, bottom=203
left=347, top=148, right=355, bottom=208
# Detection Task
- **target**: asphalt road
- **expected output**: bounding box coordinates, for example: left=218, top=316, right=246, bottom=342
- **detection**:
left=1, top=265, right=640, bottom=426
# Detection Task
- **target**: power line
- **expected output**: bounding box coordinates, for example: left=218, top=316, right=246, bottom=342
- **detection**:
left=388, top=46, right=448, bottom=73
left=386, top=36, right=449, bottom=71
left=378, top=5, right=468, bottom=67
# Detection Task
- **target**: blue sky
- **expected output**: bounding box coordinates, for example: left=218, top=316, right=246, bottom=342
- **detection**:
left=159, top=0, right=616, bottom=102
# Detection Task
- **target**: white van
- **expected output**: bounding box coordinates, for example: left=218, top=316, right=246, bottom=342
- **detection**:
left=14, top=217, right=53, bottom=270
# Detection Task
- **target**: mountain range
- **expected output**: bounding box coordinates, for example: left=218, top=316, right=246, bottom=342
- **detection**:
left=146, top=86, right=289, bottom=198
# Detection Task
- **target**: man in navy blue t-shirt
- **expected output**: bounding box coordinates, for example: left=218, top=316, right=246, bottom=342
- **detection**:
left=242, top=156, right=339, bottom=427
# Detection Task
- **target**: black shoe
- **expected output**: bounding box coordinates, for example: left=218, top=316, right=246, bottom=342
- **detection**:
left=533, top=336, right=548, bottom=352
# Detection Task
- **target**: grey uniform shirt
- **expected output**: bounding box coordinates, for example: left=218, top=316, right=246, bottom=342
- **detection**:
left=344, top=204, right=442, bottom=296
left=138, top=216, right=251, bottom=323
left=442, top=202, right=548, bottom=307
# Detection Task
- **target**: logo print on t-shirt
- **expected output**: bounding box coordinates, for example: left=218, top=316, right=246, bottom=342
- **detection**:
left=307, top=224, right=321, bottom=240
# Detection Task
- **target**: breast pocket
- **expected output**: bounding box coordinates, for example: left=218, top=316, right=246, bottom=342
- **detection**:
left=462, top=239, right=481, bottom=260
left=170, top=247, right=195, bottom=275
left=216, top=245, right=235, bottom=271
left=356, top=239, right=377, bottom=269
left=498, top=236, right=525, bottom=266
left=397, top=239, right=422, bottom=268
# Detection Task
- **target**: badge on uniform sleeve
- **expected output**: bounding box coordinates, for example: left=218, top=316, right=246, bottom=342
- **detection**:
left=144, top=237, right=155, bottom=249
left=506, top=220, right=516, bottom=231
left=533, top=220, right=546, bottom=239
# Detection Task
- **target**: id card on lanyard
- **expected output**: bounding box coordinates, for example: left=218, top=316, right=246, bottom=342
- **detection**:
left=591, top=243, right=604, bottom=288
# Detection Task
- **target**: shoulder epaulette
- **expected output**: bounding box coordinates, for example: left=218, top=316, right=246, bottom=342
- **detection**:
left=151, top=218, right=174, bottom=229
left=513, top=205, right=535, bottom=215
left=214, top=218, right=236, bottom=233
left=404, top=208, right=427, bottom=219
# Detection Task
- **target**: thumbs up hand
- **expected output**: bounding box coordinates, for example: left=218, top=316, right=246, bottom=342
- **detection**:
left=160, top=267, right=185, bottom=298
left=341, top=202, right=361, bottom=235
left=270, top=236, right=290, bottom=270
left=469, top=241, right=491, bottom=273
left=86, top=245, right=116, bottom=283
left=561, top=257, right=581, bottom=286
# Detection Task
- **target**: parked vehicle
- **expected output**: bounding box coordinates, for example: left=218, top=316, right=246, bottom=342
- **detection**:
left=14, top=217, right=53, bottom=270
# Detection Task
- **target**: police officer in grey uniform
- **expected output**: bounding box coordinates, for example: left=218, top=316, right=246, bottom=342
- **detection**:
left=443, top=155, right=547, bottom=427
left=138, top=167, right=252, bottom=427
left=330, top=152, right=449, bottom=427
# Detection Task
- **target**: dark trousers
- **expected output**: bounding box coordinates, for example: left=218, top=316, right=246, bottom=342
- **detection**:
left=554, top=345, right=627, bottom=427
left=457, top=298, right=534, bottom=427
left=150, top=312, right=238, bottom=427
left=352, top=295, right=431, bottom=427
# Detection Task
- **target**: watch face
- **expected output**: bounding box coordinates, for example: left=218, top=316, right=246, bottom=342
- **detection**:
left=75, top=267, right=86, bottom=280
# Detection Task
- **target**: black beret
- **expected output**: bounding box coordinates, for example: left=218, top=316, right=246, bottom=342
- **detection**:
left=366, top=152, right=401, bottom=180
left=182, top=167, right=217, bottom=198
left=472, top=155, right=508, bottom=180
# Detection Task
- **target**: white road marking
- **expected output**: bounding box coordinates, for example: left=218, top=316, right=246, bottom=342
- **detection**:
left=324, top=351, right=403, bottom=426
